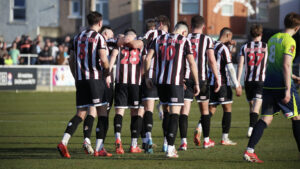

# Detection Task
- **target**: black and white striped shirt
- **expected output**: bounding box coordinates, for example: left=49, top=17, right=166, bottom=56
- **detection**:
left=151, top=33, right=193, bottom=85
left=72, top=29, right=108, bottom=81
left=209, top=41, right=232, bottom=86
left=185, top=33, right=214, bottom=81
left=239, top=41, right=268, bottom=82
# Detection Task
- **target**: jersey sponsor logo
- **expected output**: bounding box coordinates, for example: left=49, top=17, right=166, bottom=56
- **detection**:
left=289, top=45, right=295, bottom=53
left=285, top=112, right=293, bottom=118
left=92, top=98, right=100, bottom=103
left=171, top=97, right=178, bottom=102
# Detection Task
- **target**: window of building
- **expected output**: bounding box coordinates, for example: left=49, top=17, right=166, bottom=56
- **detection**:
left=69, top=0, right=81, bottom=18
left=95, top=0, right=109, bottom=24
left=13, top=0, right=26, bottom=21
left=180, top=0, right=199, bottom=15
left=248, top=0, right=269, bottom=22
left=221, top=0, right=234, bottom=16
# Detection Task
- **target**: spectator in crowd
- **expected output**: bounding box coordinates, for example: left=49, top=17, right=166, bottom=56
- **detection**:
left=38, top=45, right=53, bottom=65
left=0, top=42, right=8, bottom=58
left=3, top=53, right=13, bottom=65
left=56, top=44, right=68, bottom=65
left=9, top=42, right=20, bottom=65
left=51, top=41, right=59, bottom=63
left=14, top=36, right=22, bottom=50
left=63, top=36, right=71, bottom=54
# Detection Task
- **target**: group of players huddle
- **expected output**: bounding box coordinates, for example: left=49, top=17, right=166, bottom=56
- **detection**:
left=56, top=11, right=300, bottom=162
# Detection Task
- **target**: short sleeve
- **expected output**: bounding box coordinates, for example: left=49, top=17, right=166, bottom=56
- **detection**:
left=97, top=34, right=107, bottom=50
left=239, top=44, right=245, bottom=57
left=207, top=36, right=214, bottom=49
left=223, top=45, right=232, bottom=64
left=283, top=37, right=296, bottom=57
left=184, top=39, right=193, bottom=56
left=149, top=37, right=157, bottom=50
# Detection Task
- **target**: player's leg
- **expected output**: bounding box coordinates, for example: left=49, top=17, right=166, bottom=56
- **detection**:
left=94, top=104, right=112, bottom=157
left=142, top=99, right=155, bottom=151
left=57, top=108, right=87, bottom=158
left=200, top=101, right=215, bottom=148
left=178, top=100, right=191, bottom=151
left=289, top=86, right=300, bottom=156
left=244, top=89, right=275, bottom=163
left=249, top=99, right=262, bottom=137
left=129, top=108, right=143, bottom=153
left=166, top=105, right=181, bottom=158
left=220, top=103, right=236, bottom=145
left=82, top=106, right=96, bottom=155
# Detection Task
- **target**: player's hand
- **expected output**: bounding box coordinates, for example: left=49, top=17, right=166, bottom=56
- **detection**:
left=235, top=85, right=242, bottom=97
left=183, top=79, right=187, bottom=90
left=282, top=89, right=291, bottom=104
left=105, top=75, right=111, bottom=88
left=214, top=79, right=221, bottom=93
left=193, top=84, right=200, bottom=96
left=145, top=78, right=153, bottom=89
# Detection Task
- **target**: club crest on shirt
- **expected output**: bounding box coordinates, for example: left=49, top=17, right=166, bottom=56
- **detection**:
left=289, top=45, right=295, bottom=54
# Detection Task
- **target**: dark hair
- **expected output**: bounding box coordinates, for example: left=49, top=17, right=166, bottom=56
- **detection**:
left=250, top=24, right=263, bottom=38
left=100, top=26, right=112, bottom=34
left=145, top=18, right=156, bottom=31
left=191, top=16, right=205, bottom=29
left=87, top=12, right=103, bottom=26
left=155, top=15, right=170, bottom=30
left=219, top=27, right=232, bottom=37
left=284, top=12, right=300, bottom=29
left=124, top=28, right=137, bottom=35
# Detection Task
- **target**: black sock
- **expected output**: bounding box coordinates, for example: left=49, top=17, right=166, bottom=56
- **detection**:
left=292, top=120, right=300, bottom=152
left=104, top=116, right=109, bottom=139
left=249, top=112, right=259, bottom=127
left=114, top=114, right=123, bottom=133
left=222, top=112, right=231, bottom=133
left=131, top=115, right=139, bottom=138
left=141, top=117, right=146, bottom=139
left=179, top=114, right=188, bottom=138
left=209, top=111, right=213, bottom=118
left=83, top=115, right=94, bottom=139
left=64, top=115, right=82, bottom=136
left=144, top=111, right=153, bottom=133
left=137, top=116, right=143, bottom=138
left=201, top=115, right=210, bottom=138
left=96, top=116, right=108, bottom=140
left=167, top=114, right=179, bottom=145
left=247, top=119, right=267, bottom=148
left=162, top=111, right=170, bottom=137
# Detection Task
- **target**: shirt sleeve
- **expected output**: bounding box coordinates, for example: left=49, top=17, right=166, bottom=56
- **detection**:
left=97, top=34, right=107, bottom=50
left=223, top=45, right=232, bottom=64
left=283, top=37, right=296, bottom=57
left=207, top=36, right=214, bottom=49
left=184, top=39, right=193, bottom=56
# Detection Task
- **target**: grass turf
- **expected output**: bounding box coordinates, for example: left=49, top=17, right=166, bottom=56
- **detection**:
left=0, top=91, right=299, bottom=169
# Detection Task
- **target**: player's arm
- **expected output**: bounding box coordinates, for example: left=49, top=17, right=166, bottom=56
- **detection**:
left=237, top=54, right=244, bottom=82
left=125, top=40, right=144, bottom=49
left=186, top=54, right=200, bottom=96
left=68, top=51, right=76, bottom=79
left=207, top=49, right=220, bottom=92
left=99, top=49, right=109, bottom=75
left=144, top=49, right=155, bottom=88
left=282, top=54, right=292, bottom=104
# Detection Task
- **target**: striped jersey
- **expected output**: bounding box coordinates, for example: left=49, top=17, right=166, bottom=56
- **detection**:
left=239, top=41, right=268, bottom=82
left=209, top=41, right=232, bottom=86
left=143, top=29, right=167, bottom=79
left=185, top=33, right=214, bottom=81
left=115, top=46, right=143, bottom=85
left=106, top=38, right=118, bottom=57
left=72, top=29, right=108, bottom=81
left=151, top=33, right=193, bottom=85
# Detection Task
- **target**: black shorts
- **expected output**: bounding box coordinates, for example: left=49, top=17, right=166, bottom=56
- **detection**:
left=245, top=81, right=263, bottom=101
left=141, top=78, right=159, bottom=101
left=114, top=83, right=142, bottom=109
left=209, top=85, right=232, bottom=105
left=261, top=84, right=300, bottom=119
left=184, top=79, right=194, bottom=101
left=76, top=79, right=107, bottom=108
left=157, top=84, right=184, bottom=106
left=195, top=81, right=210, bottom=102
left=104, top=83, right=114, bottom=110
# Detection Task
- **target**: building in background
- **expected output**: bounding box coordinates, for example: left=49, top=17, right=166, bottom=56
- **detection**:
left=0, top=0, right=299, bottom=43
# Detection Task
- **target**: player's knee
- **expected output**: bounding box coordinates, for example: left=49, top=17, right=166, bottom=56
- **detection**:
left=261, top=116, right=273, bottom=126
left=292, top=115, right=300, bottom=121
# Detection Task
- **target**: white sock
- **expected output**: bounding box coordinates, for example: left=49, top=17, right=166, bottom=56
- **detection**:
left=115, top=132, right=121, bottom=141
left=95, top=139, right=103, bottom=152
left=62, top=133, right=71, bottom=146
left=131, top=138, right=138, bottom=148
left=167, top=145, right=174, bottom=153
left=84, top=137, right=91, bottom=145
left=163, top=137, right=168, bottom=145
left=204, top=137, right=209, bottom=143
left=197, top=123, right=202, bottom=131
left=222, top=133, right=229, bottom=140
left=146, top=132, right=152, bottom=140
left=142, top=138, right=148, bottom=144
left=181, top=138, right=187, bottom=144
left=246, top=147, right=254, bottom=153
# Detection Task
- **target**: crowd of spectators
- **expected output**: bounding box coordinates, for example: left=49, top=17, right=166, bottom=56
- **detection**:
left=0, top=35, right=72, bottom=65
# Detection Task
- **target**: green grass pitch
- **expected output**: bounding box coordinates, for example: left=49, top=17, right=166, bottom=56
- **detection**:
left=0, top=91, right=299, bottom=169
